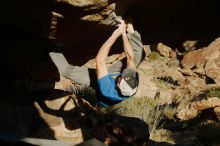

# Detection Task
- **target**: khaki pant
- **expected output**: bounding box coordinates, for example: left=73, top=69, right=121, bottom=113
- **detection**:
left=49, top=31, right=145, bottom=87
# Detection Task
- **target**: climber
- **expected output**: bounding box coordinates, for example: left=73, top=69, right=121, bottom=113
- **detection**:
left=49, top=17, right=145, bottom=106
left=95, top=18, right=145, bottom=106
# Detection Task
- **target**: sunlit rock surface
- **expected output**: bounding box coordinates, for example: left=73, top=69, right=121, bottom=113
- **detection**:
left=1, top=0, right=220, bottom=145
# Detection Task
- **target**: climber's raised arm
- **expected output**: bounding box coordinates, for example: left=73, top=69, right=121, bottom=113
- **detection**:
left=122, top=24, right=136, bottom=70
left=96, top=21, right=126, bottom=79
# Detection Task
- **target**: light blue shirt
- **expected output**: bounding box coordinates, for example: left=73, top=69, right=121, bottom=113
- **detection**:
left=97, top=74, right=128, bottom=106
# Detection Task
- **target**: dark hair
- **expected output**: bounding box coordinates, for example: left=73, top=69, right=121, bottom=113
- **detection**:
left=121, top=68, right=139, bottom=89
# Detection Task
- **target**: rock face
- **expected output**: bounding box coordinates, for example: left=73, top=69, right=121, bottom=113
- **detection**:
left=56, top=0, right=117, bottom=25
left=1, top=0, right=220, bottom=146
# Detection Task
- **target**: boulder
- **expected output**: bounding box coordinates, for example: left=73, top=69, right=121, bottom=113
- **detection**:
left=176, top=101, right=199, bottom=121
left=184, top=76, right=206, bottom=92
left=203, top=37, right=220, bottom=61
left=157, top=43, right=176, bottom=58
left=214, top=106, right=220, bottom=121
left=135, top=68, right=159, bottom=99
left=182, top=40, right=198, bottom=52
left=194, top=97, right=220, bottom=111
left=181, top=49, right=206, bottom=69
left=181, top=37, right=220, bottom=69
left=176, top=97, right=220, bottom=120
left=205, top=68, right=220, bottom=84
left=158, top=68, right=185, bottom=85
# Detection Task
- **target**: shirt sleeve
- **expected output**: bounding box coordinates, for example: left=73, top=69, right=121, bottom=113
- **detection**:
left=98, top=75, right=112, bottom=97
